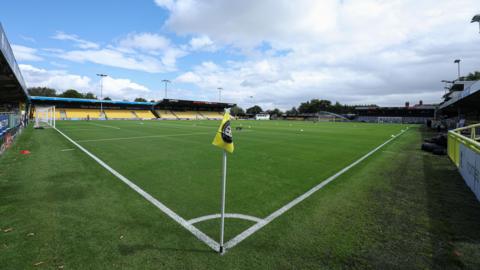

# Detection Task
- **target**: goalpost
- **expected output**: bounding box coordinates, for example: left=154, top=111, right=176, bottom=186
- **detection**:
left=34, top=106, right=56, bottom=128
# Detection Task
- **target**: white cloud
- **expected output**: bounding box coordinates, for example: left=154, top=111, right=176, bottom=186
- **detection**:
left=50, top=32, right=186, bottom=73
left=58, top=48, right=172, bottom=73
left=52, top=31, right=100, bottom=49
left=157, top=0, right=480, bottom=108
left=19, top=64, right=154, bottom=101
left=11, top=45, right=43, bottom=61
left=118, top=32, right=171, bottom=52
left=188, top=35, right=216, bottom=51
left=101, top=76, right=150, bottom=100
left=176, top=71, right=201, bottom=83
left=19, top=64, right=90, bottom=91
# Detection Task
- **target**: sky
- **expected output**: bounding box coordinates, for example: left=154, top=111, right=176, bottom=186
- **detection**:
left=1, top=0, right=479, bottom=110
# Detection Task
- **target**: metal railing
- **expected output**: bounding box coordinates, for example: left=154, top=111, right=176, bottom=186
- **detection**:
left=448, top=123, right=480, bottom=166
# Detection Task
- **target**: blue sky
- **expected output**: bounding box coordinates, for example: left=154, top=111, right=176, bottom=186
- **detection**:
left=2, top=0, right=480, bottom=109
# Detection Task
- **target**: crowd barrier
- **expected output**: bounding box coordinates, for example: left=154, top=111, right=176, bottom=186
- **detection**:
left=448, top=123, right=480, bottom=201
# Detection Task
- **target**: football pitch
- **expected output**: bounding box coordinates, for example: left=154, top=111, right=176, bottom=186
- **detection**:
left=53, top=120, right=407, bottom=250
left=6, top=120, right=480, bottom=268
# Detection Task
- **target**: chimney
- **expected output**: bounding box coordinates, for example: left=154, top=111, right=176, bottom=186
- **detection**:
left=419, top=100, right=423, bottom=106
left=405, top=101, right=410, bottom=108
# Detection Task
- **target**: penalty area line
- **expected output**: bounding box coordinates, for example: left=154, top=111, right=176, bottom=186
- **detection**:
left=224, top=127, right=409, bottom=251
left=53, top=127, right=220, bottom=252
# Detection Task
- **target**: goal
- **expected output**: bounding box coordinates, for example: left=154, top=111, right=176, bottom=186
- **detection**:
left=34, top=106, right=56, bottom=128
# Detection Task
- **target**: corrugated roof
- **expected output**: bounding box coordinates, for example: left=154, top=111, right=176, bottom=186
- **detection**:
left=439, top=80, right=480, bottom=109
left=30, top=96, right=155, bottom=106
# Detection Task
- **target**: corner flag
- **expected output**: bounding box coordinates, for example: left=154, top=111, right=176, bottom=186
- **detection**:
left=212, top=111, right=234, bottom=153
left=212, top=110, right=235, bottom=254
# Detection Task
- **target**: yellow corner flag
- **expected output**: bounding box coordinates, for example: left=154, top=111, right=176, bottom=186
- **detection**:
left=212, top=111, right=234, bottom=153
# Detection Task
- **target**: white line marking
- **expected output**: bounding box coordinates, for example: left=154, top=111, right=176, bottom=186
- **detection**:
left=89, top=123, right=121, bottom=129
left=224, top=128, right=409, bottom=251
left=60, top=148, right=75, bottom=152
left=53, top=127, right=220, bottom=252
left=56, top=128, right=99, bottom=131
left=188, top=213, right=264, bottom=225
left=76, top=132, right=212, bottom=143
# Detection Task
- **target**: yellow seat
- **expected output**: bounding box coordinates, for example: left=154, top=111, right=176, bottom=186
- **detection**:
left=200, top=111, right=223, bottom=120
left=156, top=110, right=178, bottom=119
left=33, top=110, right=62, bottom=119
left=134, top=110, right=155, bottom=119
left=175, top=111, right=201, bottom=119
left=104, top=110, right=135, bottom=119
left=65, top=108, right=101, bottom=119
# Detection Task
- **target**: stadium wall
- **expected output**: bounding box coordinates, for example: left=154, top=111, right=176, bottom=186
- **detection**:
left=448, top=123, right=480, bottom=202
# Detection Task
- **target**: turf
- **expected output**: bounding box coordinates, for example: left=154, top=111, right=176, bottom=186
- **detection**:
left=1, top=121, right=479, bottom=269
left=52, top=120, right=405, bottom=240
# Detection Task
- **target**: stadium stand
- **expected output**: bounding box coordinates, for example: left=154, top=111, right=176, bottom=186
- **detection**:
left=64, top=108, right=101, bottom=119
left=437, top=80, right=480, bottom=128
left=153, top=99, right=233, bottom=120
left=133, top=110, right=156, bottom=119
left=30, top=96, right=156, bottom=120
left=200, top=111, right=223, bottom=120
left=33, top=109, right=61, bottom=120
left=174, top=111, right=202, bottom=119
left=354, top=101, right=436, bottom=124
left=0, top=23, right=29, bottom=154
left=156, top=110, right=178, bottom=119
left=104, top=109, right=135, bottom=119
left=29, top=97, right=233, bottom=121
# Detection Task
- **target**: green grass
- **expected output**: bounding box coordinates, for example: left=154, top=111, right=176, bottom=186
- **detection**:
left=1, top=120, right=479, bottom=269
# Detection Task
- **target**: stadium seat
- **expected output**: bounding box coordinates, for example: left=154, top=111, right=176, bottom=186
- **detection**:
left=174, top=111, right=202, bottom=119
left=156, top=110, right=179, bottom=119
left=64, top=108, right=101, bottom=119
left=104, top=110, right=136, bottom=119
left=199, top=111, right=223, bottom=120
left=134, top=110, right=156, bottom=119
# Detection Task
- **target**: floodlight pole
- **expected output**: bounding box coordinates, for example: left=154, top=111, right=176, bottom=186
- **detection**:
left=454, top=59, right=461, bottom=79
left=97, top=73, right=108, bottom=117
left=162, top=79, right=171, bottom=99
left=218, top=87, right=223, bottom=102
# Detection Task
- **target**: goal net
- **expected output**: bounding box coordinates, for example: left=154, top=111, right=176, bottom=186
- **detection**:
left=34, top=106, right=56, bottom=128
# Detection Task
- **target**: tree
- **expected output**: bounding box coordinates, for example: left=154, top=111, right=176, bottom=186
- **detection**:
left=103, top=97, right=112, bottom=100
left=134, top=97, right=147, bottom=102
left=59, top=89, right=84, bottom=98
left=267, top=108, right=283, bottom=116
left=230, top=105, right=245, bottom=116
left=84, top=92, right=97, bottom=99
left=27, top=87, right=56, bottom=97
left=298, top=99, right=332, bottom=113
left=246, top=105, right=263, bottom=115
left=286, top=107, right=298, bottom=115
left=462, top=71, right=480, bottom=81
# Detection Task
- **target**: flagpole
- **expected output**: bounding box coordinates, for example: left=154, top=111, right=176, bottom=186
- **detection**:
left=219, top=149, right=227, bottom=254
